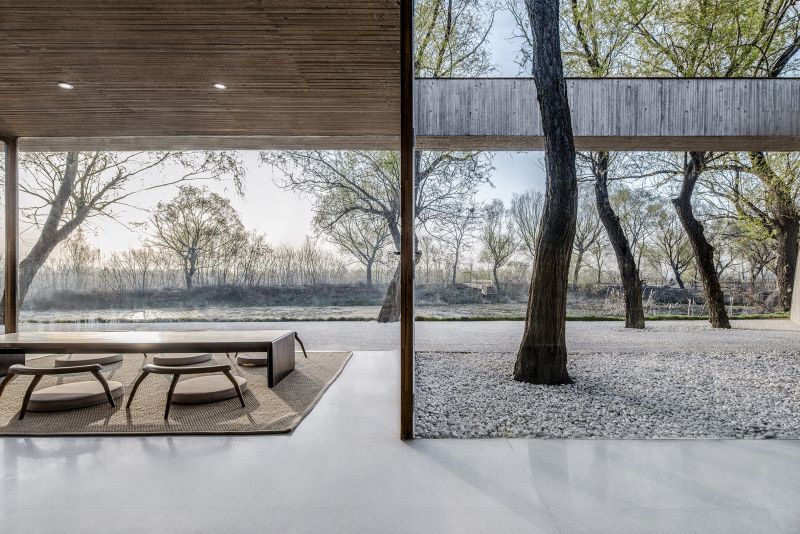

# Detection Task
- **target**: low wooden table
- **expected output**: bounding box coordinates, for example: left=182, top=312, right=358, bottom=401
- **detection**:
left=0, top=330, right=297, bottom=388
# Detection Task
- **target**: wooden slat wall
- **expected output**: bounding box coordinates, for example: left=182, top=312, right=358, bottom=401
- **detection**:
left=0, top=0, right=399, bottom=140
left=16, top=78, right=800, bottom=152
left=416, top=78, right=800, bottom=151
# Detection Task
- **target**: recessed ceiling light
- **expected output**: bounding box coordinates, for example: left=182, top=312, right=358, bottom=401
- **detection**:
left=213, top=83, right=227, bottom=90
left=57, top=81, right=74, bottom=90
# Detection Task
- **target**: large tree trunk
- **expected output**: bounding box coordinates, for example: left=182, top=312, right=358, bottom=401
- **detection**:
left=492, top=265, right=500, bottom=294
left=513, top=0, right=577, bottom=385
left=592, top=152, right=645, bottom=328
left=673, top=152, right=731, bottom=328
left=366, top=260, right=374, bottom=288
left=750, top=152, right=799, bottom=312
left=775, top=217, right=798, bottom=311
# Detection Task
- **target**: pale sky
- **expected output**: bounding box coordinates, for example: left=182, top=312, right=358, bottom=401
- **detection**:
left=18, top=6, right=546, bottom=255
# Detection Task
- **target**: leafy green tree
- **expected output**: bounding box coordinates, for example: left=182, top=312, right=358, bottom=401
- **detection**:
left=628, top=0, right=800, bottom=327
left=714, top=153, right=800, bottom=310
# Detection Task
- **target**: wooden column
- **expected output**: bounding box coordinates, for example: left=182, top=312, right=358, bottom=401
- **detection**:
left=4, top=137, right=18, bottom=334
left=399, top=0, right=415, bottom=439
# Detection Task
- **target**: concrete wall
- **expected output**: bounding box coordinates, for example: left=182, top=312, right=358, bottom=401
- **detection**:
left=416, top=78, right=800, bottom=151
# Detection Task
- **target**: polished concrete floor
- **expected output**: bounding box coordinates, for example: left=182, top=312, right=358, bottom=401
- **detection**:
left=2, top=350, right=799, bottom=533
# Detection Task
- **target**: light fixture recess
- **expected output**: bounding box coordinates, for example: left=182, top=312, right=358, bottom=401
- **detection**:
left=57, top=81, right=74, bottom=90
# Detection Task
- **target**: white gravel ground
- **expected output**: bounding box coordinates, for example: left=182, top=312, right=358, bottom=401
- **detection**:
left=415, top=350, right=800, bottom=439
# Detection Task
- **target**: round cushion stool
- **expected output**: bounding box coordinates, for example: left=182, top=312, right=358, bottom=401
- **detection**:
left=54, top=353, right=124, bottom=368
left=171, top=375, right=248, bottom=404
left=236, top=352, right=268, bottom=367
left=152, top=352, right=213, bottom=366
left=27, top=381, right=124, bottom=412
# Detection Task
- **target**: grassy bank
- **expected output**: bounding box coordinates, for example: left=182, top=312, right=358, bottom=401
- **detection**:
left=21, top=312, right=789, bottom=324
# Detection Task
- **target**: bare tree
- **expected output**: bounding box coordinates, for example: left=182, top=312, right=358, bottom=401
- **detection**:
left=151, top=185, right=243, bottom=290
left=5, top=150, right=243, bottom=315
left=650, top=203, right=693, bottom=289
left=479, top=199, right=518, bottom=291
left=611, top=185, right=659, bottom=272
left=439, top=203, right=478, bottom=285
left=263, top=150, right=490, bottom=320
left=590, top=236, right=610, bottom=284
left=571, top=186, right=604, bottom=286
left=509, top=190, right=544, bottom=261
left=262, top=0, right=496, bottom=321
left=323, top=213, right=392, bottom=287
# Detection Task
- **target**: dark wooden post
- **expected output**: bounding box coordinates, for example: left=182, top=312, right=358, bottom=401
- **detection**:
left=4, top=136, right=18, bottom=334
left=399, top=0, right=415, bottom=440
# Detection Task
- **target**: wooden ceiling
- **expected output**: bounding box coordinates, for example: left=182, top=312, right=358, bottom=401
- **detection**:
left=0, top=0, right=400, bottom=150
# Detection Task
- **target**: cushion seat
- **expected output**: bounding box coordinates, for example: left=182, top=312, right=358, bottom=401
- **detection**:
left=171, top=375, right=248, bottom=404
left=54, top=353, right=124, bottom=367
left=152, top=352, right=213, bottom=366
left=236, top=352, right=268, bottom=367
left=27, top=380, right=124, bottom=412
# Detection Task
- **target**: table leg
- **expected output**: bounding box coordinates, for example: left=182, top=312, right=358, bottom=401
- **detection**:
left=0, top=349, right=25, bottom=377
left=268, top=334, right=295, bottom=388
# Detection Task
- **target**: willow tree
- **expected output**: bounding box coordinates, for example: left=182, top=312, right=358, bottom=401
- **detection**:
left=4, top=151, right=243, bottom=315
left=263, top=0, right=497, bottom=322
left=713, top=153, right=800, bottom=310
left=514, top=0, right=578, bottom=385
left=628, top=0, right=800, bottom=327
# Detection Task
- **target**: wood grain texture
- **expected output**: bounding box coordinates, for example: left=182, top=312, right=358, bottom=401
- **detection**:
left=399, top=0, right=415, bottom=440
left=416, top=78, right=800, bottom=151
left=267, top=333, right=295, bottom=388
left=0, top=0, right=399, bottom=140
left=12, top=77, right=800, bottom=151
left=3, top=138, right=18, bottom=334
left=0, top=330, right=294, bottom=353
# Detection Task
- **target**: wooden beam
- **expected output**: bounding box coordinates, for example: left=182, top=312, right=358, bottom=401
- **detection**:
left=399, top=0, right=415, bottom=440
left=4, top=137, right=18, bottom=334
left=19, top=135, right=399, bottom=153
left=415, top=78, right=800, bottom=151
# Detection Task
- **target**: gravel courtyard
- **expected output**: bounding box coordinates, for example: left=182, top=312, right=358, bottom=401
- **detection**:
left=415, top=321, right=800, bottom=439
left=20, top=316, right=800, bottom=439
